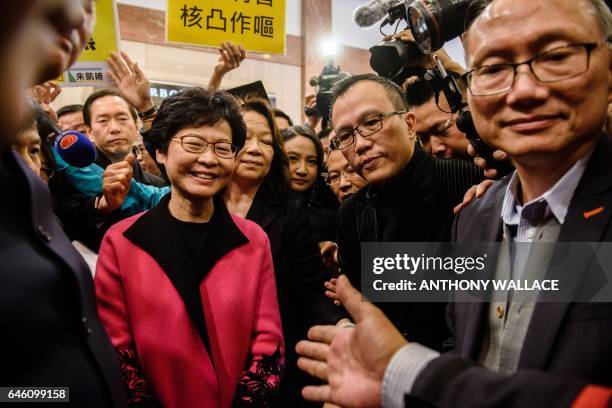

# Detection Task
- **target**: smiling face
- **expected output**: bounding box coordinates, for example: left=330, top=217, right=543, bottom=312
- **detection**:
left=234, top=110, right=275, bottom=186
left=88, top=95, right=138, bottom=161
left=156, top=122, right=235, bottom=202
left=332, top=80, right=416, bottom=185
left=464, top=0, right=611, bottom=168
left=285, top=135, right=319, bottom=192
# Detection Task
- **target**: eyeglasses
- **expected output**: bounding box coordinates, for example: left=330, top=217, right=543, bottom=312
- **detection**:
left=325, top=167, right=359, bottom=185
left=172, top=135, right=238, bottom=159
left=464, top=42, right=601, bottom=96
left=330, top=111, right=407, bottom=150
left=417, top=113, right=455, bottom=144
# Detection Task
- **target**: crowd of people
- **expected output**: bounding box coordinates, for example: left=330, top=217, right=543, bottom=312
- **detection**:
left=1, top=0, right=612, bottom=407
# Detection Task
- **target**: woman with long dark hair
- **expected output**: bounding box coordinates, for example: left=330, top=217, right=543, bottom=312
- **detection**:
left=223, top=98, right=348, bottom=407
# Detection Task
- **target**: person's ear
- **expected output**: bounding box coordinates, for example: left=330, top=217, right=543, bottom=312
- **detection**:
left=156, top=148, right=167, bottom=166
left=404, top=111, right=417, bottom=140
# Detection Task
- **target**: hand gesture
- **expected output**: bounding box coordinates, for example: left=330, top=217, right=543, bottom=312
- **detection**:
left=213, top=41, right=246, bottom=77
left=296, top=275, right=408, bottom=408
left=32, top=81, right=62, bottom=122
left=107, top=51, right=154, bottom=113
left=97, top=154, right=134, bottom=214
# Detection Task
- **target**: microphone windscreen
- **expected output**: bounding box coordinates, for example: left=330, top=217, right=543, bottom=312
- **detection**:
left=353, top=0, right=399, bottom=28
left=54, top=130, right=96, bottom=168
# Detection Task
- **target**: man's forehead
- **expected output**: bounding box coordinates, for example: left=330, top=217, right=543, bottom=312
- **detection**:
left=466, top=0, right=599, bottom=63
left=327, top=154, right=349, bottom=171
left=93, top=95, right=130, bottom=112
left=333, top=81, right=395, bottom=126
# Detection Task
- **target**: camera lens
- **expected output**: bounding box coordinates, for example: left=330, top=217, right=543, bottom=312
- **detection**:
left=408, top=7, right=432, bottom=54
left=408, top=0, right=473, bottom=54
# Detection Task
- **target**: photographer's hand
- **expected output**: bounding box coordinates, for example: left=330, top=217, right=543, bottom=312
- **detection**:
left=305, top=94, right=321, bottom=129
left=391, top=30, right=465, bottom=74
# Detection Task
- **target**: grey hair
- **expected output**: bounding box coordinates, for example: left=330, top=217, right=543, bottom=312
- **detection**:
left=465, top=0, right=612, bottom=42
left=589, top=0, right=612, bottom=42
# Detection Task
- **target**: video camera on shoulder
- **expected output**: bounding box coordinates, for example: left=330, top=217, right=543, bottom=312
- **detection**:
left=366, top=0, right=472, bottom=85
left=304, top=59, right=350, bottom=126
left=359, top=0, right=512, bottom=175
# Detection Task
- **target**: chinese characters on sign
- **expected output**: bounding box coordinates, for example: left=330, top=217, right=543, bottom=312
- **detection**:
left=167, top=0, right=286, bottom=55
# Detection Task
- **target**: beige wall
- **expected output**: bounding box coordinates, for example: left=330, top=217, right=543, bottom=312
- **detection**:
left=52, top=40, right=303, bottom=123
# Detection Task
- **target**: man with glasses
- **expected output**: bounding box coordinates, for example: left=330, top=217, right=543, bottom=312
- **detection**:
left=295, top=0, right=612, bottom=407
left=325, top=150, right=368, bottom=203
left=330, top=74, right=482, bottom=350
left=405, top=77, right=471, bottom=160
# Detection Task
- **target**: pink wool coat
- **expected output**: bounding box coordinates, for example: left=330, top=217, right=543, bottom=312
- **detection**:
left=95, top=196, right=284, bottom=408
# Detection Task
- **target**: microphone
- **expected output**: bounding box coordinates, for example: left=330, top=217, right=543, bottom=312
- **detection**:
left=353, top=0, right=407, bottom=28
left=54, top=130, right=97, bottom=168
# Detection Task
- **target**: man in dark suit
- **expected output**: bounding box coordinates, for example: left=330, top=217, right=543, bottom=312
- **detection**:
left=295, top=0, right=612, bottom=407
left=331, top=74, right=483, bottom=350
left=0, top=1, right=127, bottom=406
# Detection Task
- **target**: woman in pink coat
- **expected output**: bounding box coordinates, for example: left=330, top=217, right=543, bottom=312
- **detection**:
left=95, top=87, right=284, bottom=408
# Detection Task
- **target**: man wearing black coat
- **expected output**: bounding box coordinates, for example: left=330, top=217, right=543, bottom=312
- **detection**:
left=294, top=0, right=612, bottom=407
left=0, top=0, right=126, bottom=406
left=331, top=74, right=483, bottom=351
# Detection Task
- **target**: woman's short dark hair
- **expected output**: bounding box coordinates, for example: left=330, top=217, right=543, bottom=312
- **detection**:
left=241, top=98, right=290, bottom=200
left=148, top=87, right=246, bottom=154
left=281, top=125, right=324, bottom=177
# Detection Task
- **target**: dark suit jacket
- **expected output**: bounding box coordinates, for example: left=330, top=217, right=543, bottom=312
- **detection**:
left=0, top=149, right=126, bottom=407
left=247, top=185, right=345, bottom=407
left=408, top=134, right=612, bottom=407
left=337, top=148, right=483, bottom=350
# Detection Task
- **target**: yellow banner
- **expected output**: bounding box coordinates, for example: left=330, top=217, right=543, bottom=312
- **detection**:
left=78, top=0, right=120, bottom=62
left=59, top=0, right=120, bottom=87
left=166, top=0, right=286, bottom=55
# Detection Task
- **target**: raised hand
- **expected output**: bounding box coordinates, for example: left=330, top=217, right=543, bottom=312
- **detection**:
left=97, top=153, right=135, bottom=214
left=208, top=42, right=246, bottom=89
left=296, top=275, right=408, bottom=408
left=304, top=94, right=321, bottom=129
left=107, top=51, right=154, bottom=113
left=32, top=81, right=62, bottom=122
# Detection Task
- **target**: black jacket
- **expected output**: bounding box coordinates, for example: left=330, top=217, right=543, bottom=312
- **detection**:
left=0, top=149, right=127, bottom=407
left=247, top=185, right=345, bottom=407
left=408, top=134, right=612, bottom=407
left=337, top=148, right=483, bottom=350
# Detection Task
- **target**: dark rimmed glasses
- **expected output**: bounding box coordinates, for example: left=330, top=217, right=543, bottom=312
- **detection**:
left=330, top=111, right=407, bottom=150
left=464, top=42, right=601, bottom=96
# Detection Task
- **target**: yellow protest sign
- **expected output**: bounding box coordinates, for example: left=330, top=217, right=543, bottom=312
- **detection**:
left=59, top=0, right=120, bottom=87
left=166, top=0, right=286, bottom=55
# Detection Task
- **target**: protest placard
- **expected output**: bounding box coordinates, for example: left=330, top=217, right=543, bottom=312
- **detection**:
left=167, top=0, right=286, bottom=55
